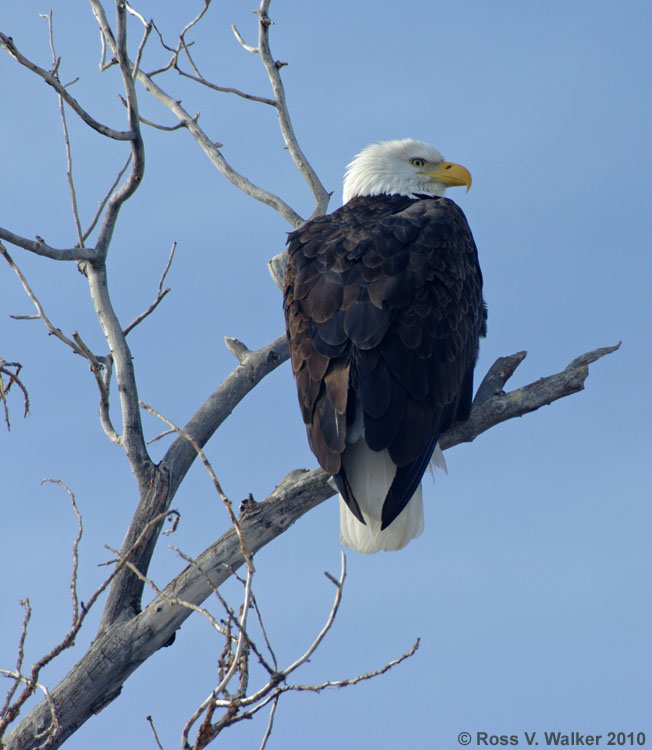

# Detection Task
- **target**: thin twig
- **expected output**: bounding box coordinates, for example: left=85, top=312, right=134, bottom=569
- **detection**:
left=107, top=546, right=228, bottom=638
left=264, top=553, right=345, bottom=681
left=259, top=694, right=279, bottom=750
left=1, top=243, right=85, bottom=357
left=82, top=155, right=132, bottom=243
left=0, top=358, right=29, bottom=429
left=123, top=242, right=176, bottom=336
left=0, top=599, right=32, bottom=721
left=232, top=637, right=420, bottom=730
left=185, top=69, right=275, bottom=105
left=174, top=65, right=275, bottom=105
left=254, top=0, right=330, bottom=217
left=40, top=479, right=84, bottom=626
left=139, top=401, right=252, bottom=565
left=236, top=577, right=278, bottom=672
left=0, top=32, right=133, bottom=141
left=210, top=553, right=347, bottom=713
left=144, top=21, right=178, bottom=77
left=137, top=113, right=193, bottom=131
left=178, top=0, right=214, bottom=52
left=147, top=428, right=175, bottom=444
left=118, top=95, right=197, bottom=130
left=181, top=565, right=254, bottom=747
left=41, top=11, right=85, bottom=247
left=284, top=638, right=420, bottom=692
left=148, top=3, right=213, bottom=80
left=146, top=715, right=165, bottom=750
left=129, top=12, right=153, bottom=80
left=212, top=564, right=277, bottom=677
left=169, top=547, right=234, bottom=635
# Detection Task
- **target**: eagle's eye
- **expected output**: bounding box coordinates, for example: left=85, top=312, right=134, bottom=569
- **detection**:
left=411, top=158, right=426, bottom=167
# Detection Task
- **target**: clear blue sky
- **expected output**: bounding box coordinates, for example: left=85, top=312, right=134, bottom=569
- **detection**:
left=1, top=1, right=651, bottom=748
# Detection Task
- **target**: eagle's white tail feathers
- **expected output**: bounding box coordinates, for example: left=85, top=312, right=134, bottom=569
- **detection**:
left=339, top=439, right=445, bottom=554
left=428, top=443, right=448, bottom=480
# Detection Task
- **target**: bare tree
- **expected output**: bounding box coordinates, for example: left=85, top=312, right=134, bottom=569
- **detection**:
left=0, top=3, right=618, bottom=748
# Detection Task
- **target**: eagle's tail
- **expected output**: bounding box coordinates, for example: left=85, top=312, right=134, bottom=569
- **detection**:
left=338, top=441, right=446, bottom=553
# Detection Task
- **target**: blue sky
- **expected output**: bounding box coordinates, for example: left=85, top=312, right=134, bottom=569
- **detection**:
left=1, top=1, right=651, bottom=748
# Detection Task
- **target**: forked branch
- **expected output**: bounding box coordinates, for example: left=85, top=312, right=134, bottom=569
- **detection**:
left=0, top=31, right=133, bottom=141
left=0, top=358, right=29, bottom=430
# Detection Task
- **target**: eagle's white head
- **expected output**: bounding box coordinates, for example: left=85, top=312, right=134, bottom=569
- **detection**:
left=342, top=138, right=472, bottom=204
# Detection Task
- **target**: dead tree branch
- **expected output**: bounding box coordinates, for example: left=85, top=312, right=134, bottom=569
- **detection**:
left=3, top=342, right=618, bottom=750
left=0, top=227, right=96, bottom=262
left=253, top=0, right=330, bottom=217
left=182, top=555, right=348, bottom=748
left=94, top=0, right=303, bottom=225
left=0, top=31, right=133, bottom=141
left=1, top=243, right=122, bottom=445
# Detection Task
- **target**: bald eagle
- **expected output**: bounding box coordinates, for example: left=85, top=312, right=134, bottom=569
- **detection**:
left=283, top=139, right=486, bottom=553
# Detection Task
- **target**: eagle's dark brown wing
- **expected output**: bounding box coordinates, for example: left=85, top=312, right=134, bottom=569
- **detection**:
left=283, top=194, right=486, bottom=528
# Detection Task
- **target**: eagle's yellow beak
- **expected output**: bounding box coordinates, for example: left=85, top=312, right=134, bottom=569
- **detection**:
left=424, top=161, right=472, bottom=192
